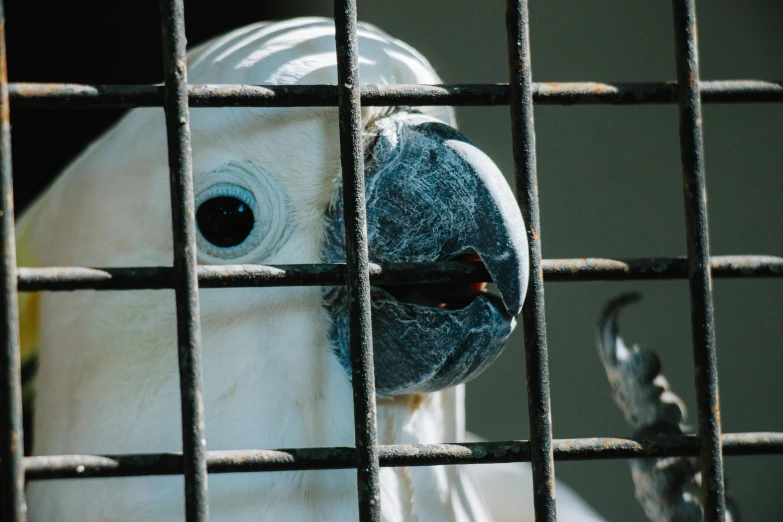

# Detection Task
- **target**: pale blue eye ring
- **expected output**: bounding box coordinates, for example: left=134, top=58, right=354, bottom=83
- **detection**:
left=194, top=161, right=290, bottom=263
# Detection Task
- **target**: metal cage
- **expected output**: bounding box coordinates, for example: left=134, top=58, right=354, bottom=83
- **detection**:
left=1, top=0, right=782, bottom=521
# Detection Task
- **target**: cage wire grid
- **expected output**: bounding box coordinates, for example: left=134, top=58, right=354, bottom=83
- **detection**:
left=1, top=0, right=783, bottom=521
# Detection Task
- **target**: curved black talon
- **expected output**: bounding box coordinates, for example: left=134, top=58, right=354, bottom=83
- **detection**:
left=596, top=294, right=740, bottom=522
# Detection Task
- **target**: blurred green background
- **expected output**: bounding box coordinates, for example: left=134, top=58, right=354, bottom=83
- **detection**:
left=7, top=1, right=782, bottom=520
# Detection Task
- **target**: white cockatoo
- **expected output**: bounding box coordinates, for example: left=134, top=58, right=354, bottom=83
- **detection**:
left=17, top=17, right=606, bottom=521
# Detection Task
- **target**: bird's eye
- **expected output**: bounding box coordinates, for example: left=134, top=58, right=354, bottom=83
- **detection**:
left=193, top=163, right=291, bottom=264
left=197, top=196, right=255, bottom=247
left=194, top=182, right=261, bottom=260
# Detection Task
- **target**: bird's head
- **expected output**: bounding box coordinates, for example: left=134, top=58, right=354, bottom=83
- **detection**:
left=176, top=19, right=530, bottom=397
left=53, top=19, right=528, bottom=405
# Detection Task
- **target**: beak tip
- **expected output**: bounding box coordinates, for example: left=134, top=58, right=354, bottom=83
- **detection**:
left=487, top=256, right=528, bottom=318
left=502, top=279, right=526, bottom=317
left=506, top=296, right=524, bottom=317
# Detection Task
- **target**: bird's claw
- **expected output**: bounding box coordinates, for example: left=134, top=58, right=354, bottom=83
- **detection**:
left=597, top=293, right=739, bottom=522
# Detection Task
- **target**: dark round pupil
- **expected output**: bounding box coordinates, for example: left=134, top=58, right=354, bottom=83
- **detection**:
left=196, top=196, right=254, bottom=248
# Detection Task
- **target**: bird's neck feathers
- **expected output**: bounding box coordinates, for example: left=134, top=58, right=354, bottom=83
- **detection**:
left=199, top=287, right=459, bottom=451
left=193, top=298, right=483, bottom=521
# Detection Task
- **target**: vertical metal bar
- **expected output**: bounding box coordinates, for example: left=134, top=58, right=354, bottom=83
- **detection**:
left=158, top=1, right=209, bottom=520
left=506, top=1, right=557, bottom=520
left=671, top=1, right=726, bottom=520
left=333, top=2, right=381, bottom=521
left=0, top=2, right=25, bottom=520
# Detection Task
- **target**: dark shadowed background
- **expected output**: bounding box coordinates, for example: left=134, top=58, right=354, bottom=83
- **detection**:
left=6, top=1, right=782, bottom=520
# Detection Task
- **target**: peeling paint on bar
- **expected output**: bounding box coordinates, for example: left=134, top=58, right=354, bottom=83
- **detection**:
left=672, top=0, right=727, bottom=519
left=23, top=432, right=783, bottom=481
left=0, top=1, right=26, bottom=519
left=333, top=1, right=382, bottom=520
left=8, top=80, right=783, bottom=108
left=12, top=255, right=783, bottom=292
left=506, top=1, right=557, bottom=520
left=158, top=0, right=209, bottom=520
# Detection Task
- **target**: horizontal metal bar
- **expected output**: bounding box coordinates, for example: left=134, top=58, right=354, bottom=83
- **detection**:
left=14, top=255, right=782, bottom=292
left=542, top=255, right=783, bottom=281
left=8, top=80, right=783, bottom=109
left=24, top=432, right=783, bottom=481
left=16, top=262, right=490, bottom=291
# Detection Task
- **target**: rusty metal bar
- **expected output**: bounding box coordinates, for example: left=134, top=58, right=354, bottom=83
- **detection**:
left=22, top=432, right=783, bottom=481
left=11, top=255, right=783, bottom=292
left=0, top=1, right=26, bottom=520
left=158, top=0, right=208, bottom=520
left=542, top=255, right=783, bottom=281
left=8, top=80, right=783, bottom=108
left=672, top=1, right=726, bottom=520
left=333, top=1, right=381, bottom=520
left=507, top=1, right=557, bottom=520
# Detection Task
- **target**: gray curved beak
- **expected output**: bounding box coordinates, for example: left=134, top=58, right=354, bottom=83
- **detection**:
left=324, top=111, right=529, bottom=395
